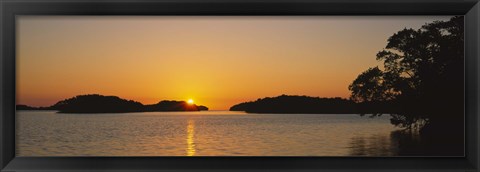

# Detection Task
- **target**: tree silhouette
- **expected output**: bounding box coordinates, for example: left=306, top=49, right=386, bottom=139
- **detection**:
left=349, top=16, right=464, bottom=133
left=348, top=67, right=395, bottom=103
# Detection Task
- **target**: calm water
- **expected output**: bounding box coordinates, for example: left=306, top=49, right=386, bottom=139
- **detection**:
left=16, top=110, right=403, bottom=156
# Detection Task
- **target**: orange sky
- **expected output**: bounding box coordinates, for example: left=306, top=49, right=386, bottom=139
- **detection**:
left=16, top=16, right=451, bottom=110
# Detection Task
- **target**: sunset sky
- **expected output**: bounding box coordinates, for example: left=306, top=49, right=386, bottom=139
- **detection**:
left=17, top=16, right=451, bottom=110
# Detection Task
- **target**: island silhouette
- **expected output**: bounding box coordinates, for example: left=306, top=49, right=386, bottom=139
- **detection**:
left=229, top=94, right=395, bottom=114
left=17, top=94, right=208, bottom=113
left=230, top=95, right=358, bottom=114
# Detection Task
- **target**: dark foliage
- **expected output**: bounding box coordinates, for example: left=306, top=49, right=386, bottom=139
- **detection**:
left=230, top=95, right=358, bottom=114
left=144, top=100, right=208, bottom=111
left=18, top=94, right=209, bottom=113
left=348, top=16, right=464, bottom=141
left=53, top=94, right=145, bottom=113
left=197, top=105, right=209, bottom=111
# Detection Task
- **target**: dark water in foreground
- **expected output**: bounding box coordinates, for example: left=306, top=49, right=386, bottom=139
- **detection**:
left=16, top=110, right=459, bottom=156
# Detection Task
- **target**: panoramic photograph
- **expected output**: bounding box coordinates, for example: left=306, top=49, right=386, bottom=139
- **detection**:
left=16, top=16, right=464, bottom=156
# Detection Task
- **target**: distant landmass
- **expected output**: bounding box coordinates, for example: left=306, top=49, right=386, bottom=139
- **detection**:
left=229, top=95, right=392, bottom=114
left=17, top=94, right=208, bottom=113
left=16, top=105, right=54, bottom=110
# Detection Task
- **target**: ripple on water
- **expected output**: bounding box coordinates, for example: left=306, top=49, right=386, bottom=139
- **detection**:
left=17, top=111, right=399, bottom=156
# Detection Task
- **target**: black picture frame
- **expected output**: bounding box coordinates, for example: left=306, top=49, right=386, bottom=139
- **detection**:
left=1, top=0, right=479, bottom=171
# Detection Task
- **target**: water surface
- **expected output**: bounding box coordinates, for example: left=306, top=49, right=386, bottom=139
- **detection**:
left=16, top=110, right=401, bottom=156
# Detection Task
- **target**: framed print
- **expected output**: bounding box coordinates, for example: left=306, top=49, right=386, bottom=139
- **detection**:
left=1, top=0, right=479, bottom=171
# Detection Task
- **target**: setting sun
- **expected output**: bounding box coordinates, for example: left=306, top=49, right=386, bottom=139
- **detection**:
left=14, top=16, right=463, bottom=157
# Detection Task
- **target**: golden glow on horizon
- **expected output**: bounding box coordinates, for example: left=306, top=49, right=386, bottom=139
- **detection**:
left=187, top=99, right=194, bottom=104
left=16, top=16, right=452, bottom=110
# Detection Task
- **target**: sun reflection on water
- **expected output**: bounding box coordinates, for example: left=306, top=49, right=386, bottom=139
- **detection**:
left=186, top=119, right=196, bottom=156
